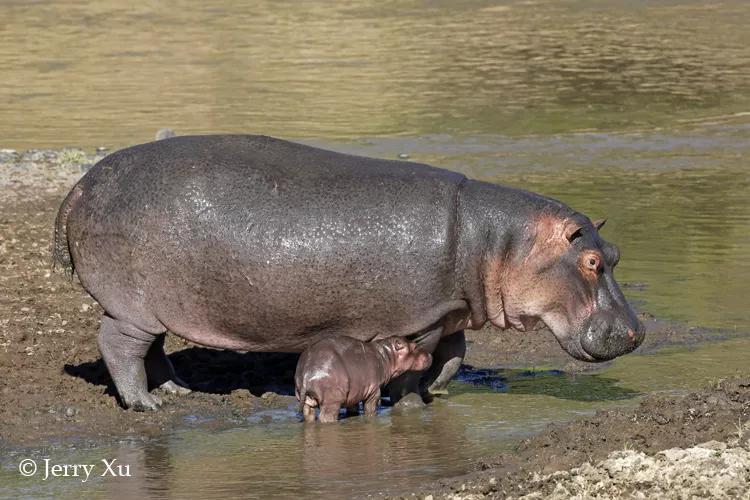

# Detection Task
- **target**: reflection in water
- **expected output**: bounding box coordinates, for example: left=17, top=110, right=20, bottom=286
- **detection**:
left=95, top=406, right=474, bottom=498
left=2, top=0, right=750, bottom=148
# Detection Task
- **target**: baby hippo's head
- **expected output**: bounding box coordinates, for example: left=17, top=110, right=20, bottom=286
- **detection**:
left=382, top=337, right=433, bottom=378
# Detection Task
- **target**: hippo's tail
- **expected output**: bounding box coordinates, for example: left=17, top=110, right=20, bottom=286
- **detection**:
left=53, top=182, right=84, bottom=277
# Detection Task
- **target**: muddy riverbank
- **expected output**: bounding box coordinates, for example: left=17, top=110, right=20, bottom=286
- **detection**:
left=410, top=377, right=750, bottom=499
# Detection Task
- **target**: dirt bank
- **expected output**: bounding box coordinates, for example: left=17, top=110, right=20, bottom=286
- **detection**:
left=517, top=440, right=750, bottom=499
left=409, top=377, right=750, bottom=499
left=0, top=148, right=740, bottom=451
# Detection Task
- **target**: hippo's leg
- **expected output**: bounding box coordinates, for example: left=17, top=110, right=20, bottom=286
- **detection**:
left=424, top=331, right=466, bottom=396
left=318, top=404, right=341, bottom=423
left=345, top=404, right=361, bottom=416
left=303, top=403, right=316, bottom=422
left=144, top=334, right=191, bottom=395
left=363, top=390, right=380, bottom=416
left=386, top=370, right=423, bottom=405
left=97, top=315, right=165, bottom=411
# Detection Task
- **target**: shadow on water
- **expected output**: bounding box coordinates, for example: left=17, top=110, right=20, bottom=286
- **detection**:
left=64, top=349, right=300, bottom=400
left=456, top=364, right=639, bottom=402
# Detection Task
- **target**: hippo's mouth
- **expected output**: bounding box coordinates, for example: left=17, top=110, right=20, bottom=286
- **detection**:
left=550, top=318, right=645, bottom=363
left=541, top=314, right=599, bottom=362
left=560, top=336, right=598, bottom=362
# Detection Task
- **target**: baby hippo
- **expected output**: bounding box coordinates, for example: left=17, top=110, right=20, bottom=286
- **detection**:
left=295, top=336, right=433, bottom=423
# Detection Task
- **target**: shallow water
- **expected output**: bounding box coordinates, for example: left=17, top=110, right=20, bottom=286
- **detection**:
left=2, top=0, right=750, bottom=498
left=2, top=0, right=750, bottom=148
left=3, top=337, right=750, bottom=499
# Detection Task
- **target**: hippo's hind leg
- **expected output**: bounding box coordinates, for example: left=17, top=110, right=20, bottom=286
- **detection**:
left=303, top=395, right=318, bottom=423
left=424, top=331, right=466, bottom=396
left=145, top=334, right=191, bottom=396
left=97, top=315, right=165, bottom=411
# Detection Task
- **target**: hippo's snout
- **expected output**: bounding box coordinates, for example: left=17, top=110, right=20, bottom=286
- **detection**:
left=579, top=311, right=645, bottom=362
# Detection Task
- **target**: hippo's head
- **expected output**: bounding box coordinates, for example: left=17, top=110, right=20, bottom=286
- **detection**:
left=484, top=213, right=644, bottom=362
left=383, top=337, right=433, bottom=377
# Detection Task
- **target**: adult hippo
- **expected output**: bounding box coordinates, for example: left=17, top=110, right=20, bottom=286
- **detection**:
left=54, top=135, right=644, bottom=411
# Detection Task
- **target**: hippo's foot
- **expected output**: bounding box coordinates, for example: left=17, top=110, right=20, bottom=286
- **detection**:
left=424, top=331, right=466, bottom=397
left=129, top=393, right=164, bottom=412
left=144, top=334, right=192, bottom=396
left=97, top=315, right=167, bottom=411
left=158, top=380, right=192, bottom=395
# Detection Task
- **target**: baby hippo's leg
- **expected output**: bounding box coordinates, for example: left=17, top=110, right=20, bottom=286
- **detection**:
left=303, top=398, right=317, bottom=423
left=364, top=389, right=380, bottom=416
left=318, top=404, right=342, bottom=423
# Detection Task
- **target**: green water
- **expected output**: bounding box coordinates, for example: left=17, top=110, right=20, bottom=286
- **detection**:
left=2, top=0, right=750, bottom=147
left=1, top=0, right=750, bottom=498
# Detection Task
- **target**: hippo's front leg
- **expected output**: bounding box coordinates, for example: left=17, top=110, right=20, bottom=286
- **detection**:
left=363, top=389, right=380, bottom=416
left=386, top=371, right=423, bottom=404
left=424, top=331, right=466, bottom=396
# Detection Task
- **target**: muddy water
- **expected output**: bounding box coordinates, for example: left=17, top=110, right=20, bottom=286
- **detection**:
left=2, top=0, right=750, bottom=499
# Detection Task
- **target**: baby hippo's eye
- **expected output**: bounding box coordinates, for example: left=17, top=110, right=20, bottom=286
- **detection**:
left=393, top=339, right=405, bottom=351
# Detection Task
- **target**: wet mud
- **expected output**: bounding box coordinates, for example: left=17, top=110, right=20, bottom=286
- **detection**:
left=409, top=377, right=750, bottom=499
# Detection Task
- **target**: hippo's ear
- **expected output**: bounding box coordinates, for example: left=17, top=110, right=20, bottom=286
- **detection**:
left=565, top=224, right=584, bottom=243
left=593, top=219, right=607, bottom=231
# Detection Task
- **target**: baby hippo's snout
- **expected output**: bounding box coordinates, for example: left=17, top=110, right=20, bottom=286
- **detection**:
left=295, top=336, right=433, bottom=423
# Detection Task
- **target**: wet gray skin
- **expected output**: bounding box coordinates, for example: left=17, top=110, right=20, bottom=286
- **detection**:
left=296, top=336, right=433, bottom=423
left=53, top=135, right=644, bottom=410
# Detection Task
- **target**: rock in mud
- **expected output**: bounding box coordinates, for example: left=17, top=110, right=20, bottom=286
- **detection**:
left=392, top=392, right=426, bottom=412
left=155, top=128, right=176, bottom=140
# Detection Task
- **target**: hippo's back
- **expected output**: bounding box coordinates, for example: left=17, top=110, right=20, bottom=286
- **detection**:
left=65, top=135, right=466, bottom=351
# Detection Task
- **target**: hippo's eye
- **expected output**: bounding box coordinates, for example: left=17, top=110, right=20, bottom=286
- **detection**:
left=584, top=254, right=602, bottom=273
